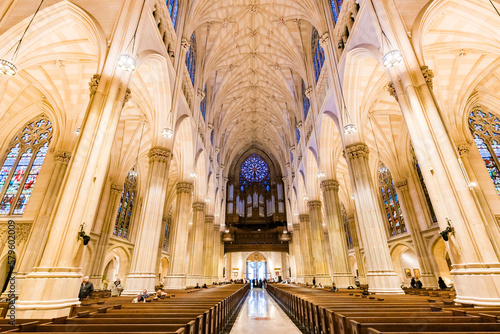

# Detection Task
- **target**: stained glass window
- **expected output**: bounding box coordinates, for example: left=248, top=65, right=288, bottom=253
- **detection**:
left=0, top=116, right=53, bottom=215
left=239, top=154, right=271, bottom=191
left=302, top=80, right=310, bottom=119
left=185, top=33, right=196, bottom=85
left=469, top=108, right=500, bottom=196
left=200, top=85, right=207, bottom=120
left=312, top=28, right=325, bottom=83
left=113, top=169, right=138, bottom=239
left=166, top=0, right=179, bottom=29
left=412, top=150, right=437, bottom=223
left=330, top=0, right=343, bottom=23
left=341, top=202, right=353, bottom=249
left=378, top=163, right=407, bottom=236
left=162, top=214, right=172, bottom=251
left=296, top=127, right=301, bottom=145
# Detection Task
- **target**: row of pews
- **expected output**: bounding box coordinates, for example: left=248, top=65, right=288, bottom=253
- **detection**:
left=0, top=284, right=249, bottom=333
left=267, top=284, right=500, bottom=334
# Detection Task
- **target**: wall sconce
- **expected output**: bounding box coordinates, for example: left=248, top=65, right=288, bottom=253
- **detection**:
left=78, top=222, right=91, bottom=246
left=440, top=218, right=455, bottom=242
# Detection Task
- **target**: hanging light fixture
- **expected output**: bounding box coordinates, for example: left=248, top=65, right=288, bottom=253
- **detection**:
left=317, top=170, right=326, bottom=178
left=190, top=171, right=198, bottom=178
left=369, top=116, right=387, bottom=173
left=161, top=127, right=174, bottom=138
left=303, top=195, right=309, bottom=201
left=205, top=197, right=211, bottom=203
left=130, top=119, right=146, bottom=177
left=0, top=0, right=45, bottom=76
left=117, top=0, right=148, bottom=72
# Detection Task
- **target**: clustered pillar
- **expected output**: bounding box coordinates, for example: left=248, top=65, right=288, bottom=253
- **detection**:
left=186, top=202, right=206, bottom=287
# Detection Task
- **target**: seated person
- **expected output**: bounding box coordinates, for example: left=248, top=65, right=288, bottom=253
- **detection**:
left=153, top=289, right=166, bottom=300
left=330, top=283, right=337, bottom=292
left=132, top=293, right=145, bottom=303
left=141, top=289, right=150, bottom=299
left=318, top=283, right=324, bottom=289
left=202, top=283, right=208, bottom=289
left=110, top=278, right=124, bottom=297
left=194, top=283, right=201, bottom=289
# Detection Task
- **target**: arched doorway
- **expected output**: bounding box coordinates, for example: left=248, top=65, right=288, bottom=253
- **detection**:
left=159, top=257, right=169, bottom=284
left=246, top=252, right=267, bottom=280
left=431, top=238, right=452, bottom=285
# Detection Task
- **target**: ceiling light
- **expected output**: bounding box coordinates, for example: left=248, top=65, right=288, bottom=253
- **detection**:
left=378, top=164, right=389, bottom=173
left=129, top=165, right=139, bottom=177
left=382, top=50, right=403, bottom=68
left=350, top=195, right=355, bottom=199
left=190, top=171, right=198, bottom=178
left=161, top=127, right=174, bottom=138
left=0, top=59, right=17, bottom=76
left=303, top=195, right=309, bottom=201
left=468, top=182, right=477, bottom=188
left=283, top=230, right=288, bottom=234
left=317, top=171, right=326, bottom=178
left=189, top=221, right=193, bottom=225
left=225, top=229, right=230, bottom=233
left=214, top=213, right=220, bottom=217
left=117, top=54, right=137, bottom=72
left=293, top=211, right=299, bottom=216
left=205, top=197, right=211, bottom=203
left=343, top=123, right=357, bottom=135
left=75, top=128, right=81, bottom=136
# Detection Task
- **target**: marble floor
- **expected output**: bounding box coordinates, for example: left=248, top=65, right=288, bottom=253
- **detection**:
left=230, top=288, right=302, bottom=333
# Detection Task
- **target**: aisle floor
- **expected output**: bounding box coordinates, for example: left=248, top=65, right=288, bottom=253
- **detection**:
left=230, top=288, right=302, bottom=333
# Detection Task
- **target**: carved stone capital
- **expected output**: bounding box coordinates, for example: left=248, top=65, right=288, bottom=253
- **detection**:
left=319, top=32, right=330, bottom=48
left=395, top=179, right=408, bottom=189
left=307, top=200, right=322, bottom=210
left=111, top=183, right=123, bottom=194
left=123, top=88, right=132, bottom=105
left=205, top=215, right=215, bottom=223
left=299, top=214, right=309, bottom=223
left=148, top=147, right=171, bottom=163
left=213, top=225, right=220, bottom=231
left=181, top=38, right=190, bottom=50
left=296, top=121, right=302, bottom=130
left=387, top=82, right=398, bottom=102
left=89, top=74, right=101, bottom=96
left=192, top=202, right=206, bottom=211
left=54, top=151, right=72, bottom=164
left=197, top=88, right=206, bottom=100
left=347, top=214, right=355, bottom=221
left=176, top=182, right=193, bottom=194
left=321, top=179, right=339, bottom=192
left=345, top=143, right=369, bottom=160
left=292, top=223, right=300, bottom=231
left=457, top=143, right=470, bottom=156
left=421, top=66, right=434, bottom=90
left=305, top=86, right=313, bottom=98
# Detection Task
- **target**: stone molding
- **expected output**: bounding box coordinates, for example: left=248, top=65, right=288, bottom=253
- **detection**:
left=387, top=82, right=398, bottom=102
left=197, top=88, right=206, bottom=100
left=213, top=225, right=220, bottom=231
left=319, top=32, right=330, bottom=48
left=148, top=147, right=171, bottom=163
left=321, top=179, right=339, bottom=192
left=111, top=183, right=123, bottom=194
left=457, top=143, right=470, bottom=156
left=89, top=74, right=101, bottom=96
left=292, top=223, right=300, bottom=231
left=123, top=88, right=132, bottom=105
left=421, top=66, right=434, bottom=90
left=299, top=214, right=309, bottom=223
left=205, top=215, right=215, bottom=223
left=181, top=38, right=190, bottom=50
left=176, top=182, right=193, bottom=194
left=192, top=202, right=206, bottom=211
left=345, top=143, right=369, bottom=160
left=54, top=151, right=72, bottom=164
left=395, top=179, right=408, bottom=189
left=307, top=200, right=322, bottom=210
left=305, top=86, right=313, bottom=98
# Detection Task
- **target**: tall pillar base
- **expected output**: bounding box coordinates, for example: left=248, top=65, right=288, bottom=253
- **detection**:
left=313, top=274, right=331, bottom=286
left=16, top=269, right=82, bottom=319
left=165, top=274, right=186, bottom=289
left=303, top=275, right=314, bottom=285
left=186, top=275, right=202, bottom=288
left=89, top=274, right=103, bottom=290
left=122, top=273, right=156, bottom=296
left=367, top=271, right=404, bottom=294
left=420, top=273, right=438, bottom=289
left=452, top=264, right=500, bottom=306
left=332, top=273, right=355, bottom=288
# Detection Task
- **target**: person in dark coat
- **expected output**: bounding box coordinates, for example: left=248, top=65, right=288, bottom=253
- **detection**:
left=415, top=278, right=423, bottom=289
left=438, top=277, right=447, bottom=290
left=410, top=277, right=416, bottom=288
left=78, top=276, right=94, bottom=300
left=312, top=277, right=316, bottom=287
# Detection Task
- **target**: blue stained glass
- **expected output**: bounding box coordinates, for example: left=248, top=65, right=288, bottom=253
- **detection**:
left=239, top=154, right=271, bottom=191
left=302, top=80, right=310, bottom=119
left=0, top=144, right=20, bottom=191
left=336, top=0, right=343, bottom=10
left=185, top=33, right=196, bottom=85
left=200, top=85, right=207, bottom=120
left=296, top=128, right=301, bottom=144
left=0, top=150, right=32, bottom=214
left=330, top=0, right=339, bottom=23
left=113, top=170, right=138, bottom=239
left=166, top=0, right=179, bottom=29
left=378, top=164, right=406, bottom=236
left=312, top=29, right=325, bottom=83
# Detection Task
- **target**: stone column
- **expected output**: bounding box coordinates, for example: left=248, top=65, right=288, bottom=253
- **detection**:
left=347, top=214, right=367, bottom=284
left=346, top=143, right=403, bottom=294
left=299, top=214, right=314, bottom=283
left=292, top=223, right=304, bottom=282
left=123, top=148, right=171, bottom=295
left=394, top=179, right=437, bottom=287
left=89, top=183, right=123, bottom=288
left=307, top=201, right=331, bottom=285
left=186, top=202, right=205, bottom=287
left=321, top=180, right=355, bottom=288
left=212, top=225, right=221, bottom=282
left=202, top=215, right=215, bottom=284
left=16, top=151, right=71, bottom=292
left=165, top=182, right=193, bottom=289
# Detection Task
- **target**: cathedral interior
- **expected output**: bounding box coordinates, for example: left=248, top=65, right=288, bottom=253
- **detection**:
left=1, top=0, right=500, bottom=325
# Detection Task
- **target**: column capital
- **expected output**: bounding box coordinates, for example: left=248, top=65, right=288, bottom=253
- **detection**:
left=347, top=214, right=355, bottom=221
left=305, top=86, right=313, bottom=98
left=421, top=66, right=434, bottom=90
left=292, top=223, right=300, bottom=231
left=123, top=88, right=132, bottom=105
left=213, top=225, right=220, bottom=231
left=88, top=74, right=101, bottom=97
left=299, top=214, right=309, bottom=223
left=345, top=143, right=369, bottom=160
left=307, top=200, right=322, bottom=210
left=181, top=37, right=190, bottom=50
left=205, top=215, right=215, bottom=223
left=176, top=182, right=193, bottom=194
left=197, top=88, right=206, bottom=100
left=387, top=82, right=399, bottom=102
left=54, top=151, right=72, bottom=164
left=394, top=179, right=408, bottom=189
left=148, top=147, right=171, bottom=163
left=457, top=143, right=470, bottom=156
left=192, top=202, right=206, bottom=211
left=110, top=183, right=123, bottom=194
left=320, top=179, right=339, bottom=192
left=319, top=32, right=330, bottom=48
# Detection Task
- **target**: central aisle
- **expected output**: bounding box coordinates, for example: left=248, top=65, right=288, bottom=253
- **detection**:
left=230, top=288, right=302, bottom=334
